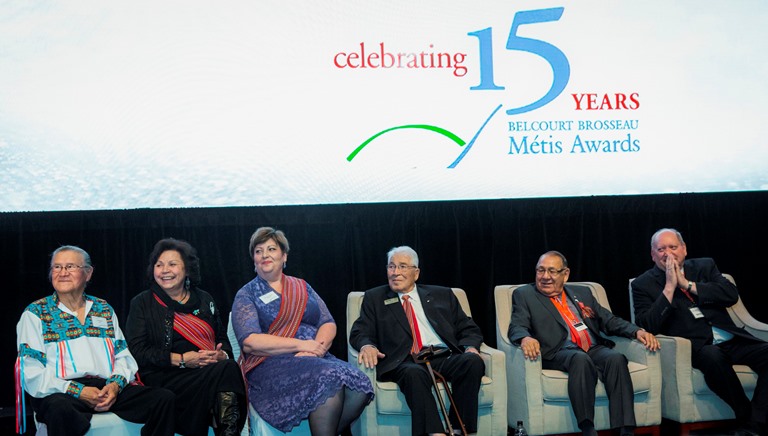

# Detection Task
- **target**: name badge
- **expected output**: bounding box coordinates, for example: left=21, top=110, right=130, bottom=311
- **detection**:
left=572, top=322, right=589, bottom=332
left=259, top=291, right=280, bottom=304
left=92, top=316, right=108, bottom=329
left=384, top=298, right=399, bottom=305
left=689, top=307, right=705, bottom=319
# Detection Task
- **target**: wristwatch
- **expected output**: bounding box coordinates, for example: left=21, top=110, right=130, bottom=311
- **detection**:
left=179, top=354, right=186, bottom=369
left=686, top=281, right=693, bottom=292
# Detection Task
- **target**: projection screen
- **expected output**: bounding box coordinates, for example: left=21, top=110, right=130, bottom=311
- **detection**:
left=1, top=0, right=766, bottom=212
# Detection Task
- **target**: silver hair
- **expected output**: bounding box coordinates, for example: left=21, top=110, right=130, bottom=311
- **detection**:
left=49, top=245, right=93, bottom=282
left=387, top=246, right=419, bottom=267
left=650, top=228, right=685, bottom=249
left=51, top=245, right=93, bottom=269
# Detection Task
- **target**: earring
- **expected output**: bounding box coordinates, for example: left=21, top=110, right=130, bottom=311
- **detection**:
left=185, top=277, right=191, bottom=290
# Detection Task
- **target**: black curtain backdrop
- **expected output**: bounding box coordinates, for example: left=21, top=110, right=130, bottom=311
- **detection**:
left=3, top=191, right=767, bottom=409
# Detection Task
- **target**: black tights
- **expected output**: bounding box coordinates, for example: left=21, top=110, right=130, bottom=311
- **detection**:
left=308, top=386, right=369, bottom=436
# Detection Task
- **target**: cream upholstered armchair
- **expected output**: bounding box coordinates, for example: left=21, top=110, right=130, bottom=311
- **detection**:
left=628, top=274, right=767, bottom=434
left=227, top=313, right=309, bottom=436
left=495, top=282, right=662, bottom=436
left=346, top=288, right=507, bottom=436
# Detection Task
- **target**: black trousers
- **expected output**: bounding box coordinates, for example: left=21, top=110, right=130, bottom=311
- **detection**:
left=31, top=378, right=176, bottom=436
left=381, top=351, right=485, bottom=435
left=693, top=336, right=768, bottom=424
left=544, top=344, right=635, bottom=430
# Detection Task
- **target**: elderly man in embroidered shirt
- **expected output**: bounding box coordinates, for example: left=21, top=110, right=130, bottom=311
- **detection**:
left=15, top=245, right=175, bottom=436
left=508, top=251, right=659, bottom=436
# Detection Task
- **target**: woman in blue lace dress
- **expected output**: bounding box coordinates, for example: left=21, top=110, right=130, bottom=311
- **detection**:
left=231, top=227, right=373, bottom=435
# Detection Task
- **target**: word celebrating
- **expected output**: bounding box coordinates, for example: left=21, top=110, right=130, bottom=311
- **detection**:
left=508, top=134, right=640, bottom=154
left=572, top=93, right=640, bottom=110
left=333, top=43, right=467, bottom=77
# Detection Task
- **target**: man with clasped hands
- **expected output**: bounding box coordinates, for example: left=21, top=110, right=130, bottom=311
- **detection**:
left=15, top=245, right=175, bottom=436
left=631, top=228, right=768, bottom=436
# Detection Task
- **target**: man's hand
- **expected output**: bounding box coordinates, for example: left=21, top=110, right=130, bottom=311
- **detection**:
left=636, top=330, right=660, bottom=351
left=675, top=267, right=689, bottom=293
left=465, top=346, right=480, bottom=355
left=663, top=256, right=679, bottom=302
left=94, top=382, right=119, bottom=412
left=80, top=383, right=119, bottom=411
left=78, top=386, right=103, bottom=409
left=520, top=336, right=541, bottom=361
left=357, top=345, right=385, bottom=369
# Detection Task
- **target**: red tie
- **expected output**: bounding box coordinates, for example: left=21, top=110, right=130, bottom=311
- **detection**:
left=402, top=295, right=423, bottom=353
left=551, top=295, right=592, bottom=352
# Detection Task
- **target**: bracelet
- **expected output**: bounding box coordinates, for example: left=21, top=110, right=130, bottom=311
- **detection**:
left=686, top=281, right=693, bottom=292
left=179, top=353, right=186, bottom=369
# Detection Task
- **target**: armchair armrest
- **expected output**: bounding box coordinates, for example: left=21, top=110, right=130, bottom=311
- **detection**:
left=505, top=342, right=544, bottom=432
left=655, top=334, right=695, bottom=422
left=728, top=299, right=768, bottom=341
left=656, top=334, right=693, bottom=381
left=479, top=343, right=504, bottom=379
left=610, top=336, right=658, bottom=366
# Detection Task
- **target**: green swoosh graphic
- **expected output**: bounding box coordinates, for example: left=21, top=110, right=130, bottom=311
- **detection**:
left=346, top=124, right=466, bottom=162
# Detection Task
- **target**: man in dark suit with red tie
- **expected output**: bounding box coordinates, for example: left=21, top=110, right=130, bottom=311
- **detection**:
left=349, top=246, right=485, bottom=436
left=508, top=251, right=659, bottom=436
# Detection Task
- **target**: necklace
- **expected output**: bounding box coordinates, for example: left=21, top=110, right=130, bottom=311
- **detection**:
left=172, top=288, right=189, bottom=304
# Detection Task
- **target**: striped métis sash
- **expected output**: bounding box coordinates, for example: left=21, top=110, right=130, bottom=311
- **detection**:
left=153, top=293, right=215, bottom=350
left=239, top=275, right=308, bottom=376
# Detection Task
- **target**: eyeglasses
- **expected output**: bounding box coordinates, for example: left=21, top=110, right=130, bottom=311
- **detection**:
left=386, top=264, right=418, bottom=273
left=535, top=267, right=567, bottom=277
left=51, top=264, right=87, bottom=273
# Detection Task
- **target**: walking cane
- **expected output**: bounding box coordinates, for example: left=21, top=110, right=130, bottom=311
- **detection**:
left=413, top=346, right=468, bottom=436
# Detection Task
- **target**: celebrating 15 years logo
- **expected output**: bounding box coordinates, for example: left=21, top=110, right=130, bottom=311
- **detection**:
left=344, top=7, right=640, bottom=168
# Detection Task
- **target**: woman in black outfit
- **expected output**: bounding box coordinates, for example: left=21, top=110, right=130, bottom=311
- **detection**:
left=126, top=238, right=246, bottom=436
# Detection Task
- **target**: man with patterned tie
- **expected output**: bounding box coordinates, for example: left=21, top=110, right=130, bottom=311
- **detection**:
left=508, top=251, right=659, bottom=436
left=350, top=246, right=485, bottom=436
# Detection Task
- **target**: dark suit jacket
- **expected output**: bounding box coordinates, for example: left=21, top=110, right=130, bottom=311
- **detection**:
left=508, top=283, right=641, bottom=361
left=126, top=287, right=233, bottom=377
left=631, top=257, right=756, bottom=353
left=349, top=284, right=483, bottom=379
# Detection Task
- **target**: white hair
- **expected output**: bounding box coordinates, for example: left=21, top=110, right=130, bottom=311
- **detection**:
left=387, top=246, right=419, bottom=267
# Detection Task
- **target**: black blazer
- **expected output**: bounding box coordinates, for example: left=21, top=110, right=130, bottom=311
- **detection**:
left=126, top=287, right=233, bottom=376
left=631, top=257, right=757, bottom=353
left=349, top=284, right=483, bottom=379
left=508, top=283, right=641, bottom=361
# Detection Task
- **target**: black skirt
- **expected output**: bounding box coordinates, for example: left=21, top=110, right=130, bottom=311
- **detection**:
left=142, top=359, right=245, bottom=436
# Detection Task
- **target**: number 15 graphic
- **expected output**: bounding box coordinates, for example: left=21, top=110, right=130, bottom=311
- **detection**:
left=469, top=7, right=570, bottom=115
